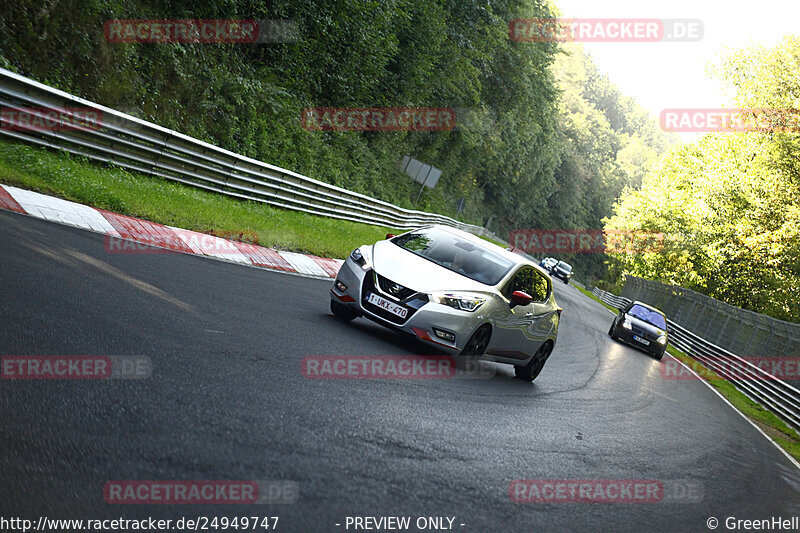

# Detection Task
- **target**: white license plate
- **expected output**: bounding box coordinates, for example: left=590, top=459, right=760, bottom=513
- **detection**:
left=366, top=292, right=408, bottom=319
left=633, top=335, right=650, bottom=346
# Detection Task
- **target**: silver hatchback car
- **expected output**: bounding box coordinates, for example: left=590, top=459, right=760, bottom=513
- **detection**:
left=329, top=226, right=561, bottom=381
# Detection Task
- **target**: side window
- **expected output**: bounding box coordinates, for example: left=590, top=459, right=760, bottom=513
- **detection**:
left=505, top=267, right=529, bottom=297
left=506, top=267, right=550, bottom=302
left=529, top=269, right=549, bottom=302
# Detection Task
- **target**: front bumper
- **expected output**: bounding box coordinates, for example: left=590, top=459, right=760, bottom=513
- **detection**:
left=552, top=270, right=570, bottom=282
left=330, top=259, right=487, bottom=353
left=614, top=325, right=666, bottom=354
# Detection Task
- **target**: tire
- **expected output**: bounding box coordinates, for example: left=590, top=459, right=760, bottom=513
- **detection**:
left=608, top=323, right=616, bottom=339
left=653, top=349, right=665, bottom=360
left=515, top=342, right=553, bottom=382
left=460, top=325, right=491, bottom=357
left=330, top=300, right=357, bottom=321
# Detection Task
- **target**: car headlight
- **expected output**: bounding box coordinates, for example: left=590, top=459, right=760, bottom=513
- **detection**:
left=433, top=293, right=486, bottom=312
left=657, top=335, right=667, bottom=345
left=622, top=318, right=632, bottom=330
left=349, top=247, right=366, bottom=267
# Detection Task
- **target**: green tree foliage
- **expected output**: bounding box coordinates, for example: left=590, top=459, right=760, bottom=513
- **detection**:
left=0, top=0, right=671, bottom=268
left=0, top=0, right=559, bottom=227
left=543, top=44, right=674, bottom=280
left=606, top=37, right=800, bottom=323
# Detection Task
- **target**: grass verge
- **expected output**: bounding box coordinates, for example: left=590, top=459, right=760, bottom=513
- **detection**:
left=0, top=139, right=399, bottom=259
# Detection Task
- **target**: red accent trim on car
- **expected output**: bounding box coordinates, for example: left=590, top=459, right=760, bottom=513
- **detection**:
left=412, top=327, right=432, bottom=340
left=412, top=327, right=458, bottom=349
left=330, top=289, right=355, bottom=303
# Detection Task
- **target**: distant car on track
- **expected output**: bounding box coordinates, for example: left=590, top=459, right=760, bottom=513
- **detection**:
left=330, top=226, right=562, bottom=381
left=608, top=301, right=669, bottom=359
left=551, top=261, right=572, bottom=284
left=540, top=257, right=557, bottom=271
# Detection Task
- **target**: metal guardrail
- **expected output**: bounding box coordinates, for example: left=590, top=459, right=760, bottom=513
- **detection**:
left=591, top=287, right=800, bottom=430
left=0, top=68, right=501, bottom=240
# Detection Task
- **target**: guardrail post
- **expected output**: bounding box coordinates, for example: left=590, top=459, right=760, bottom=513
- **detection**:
left=716, top=314, right=731, bottom=346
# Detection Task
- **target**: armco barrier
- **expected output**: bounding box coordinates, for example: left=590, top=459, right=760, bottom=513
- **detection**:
left=591, top=287, right=800, bottom=430
left=0, top=68, right=501, bottom=239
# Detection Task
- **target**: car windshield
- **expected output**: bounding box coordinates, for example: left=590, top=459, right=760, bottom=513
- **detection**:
left=392, top=228, right=515, bottom=285
left=556, top=261, right=572, bottom=272
left=628, top=304, right=667, bottom=329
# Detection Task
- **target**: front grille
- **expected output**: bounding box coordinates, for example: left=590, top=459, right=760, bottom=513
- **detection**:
left=631, top=326, right=658, bottom=341
left=361, top=271, right=427, bottom=325
left=375, top=273, right=416, bottom=300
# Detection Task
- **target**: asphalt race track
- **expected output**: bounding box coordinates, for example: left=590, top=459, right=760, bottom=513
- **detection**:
left=2, top=208, right=800, bottom=532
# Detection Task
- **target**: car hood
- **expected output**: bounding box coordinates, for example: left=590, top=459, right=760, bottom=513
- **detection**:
left=370, top=241, right=495, bottom=293
left=628, top=315, right=666, bottom=337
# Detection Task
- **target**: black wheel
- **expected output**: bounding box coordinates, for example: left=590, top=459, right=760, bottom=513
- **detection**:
left=460, top=325, right=491, bottom=357
left=608, top=323, right=617, bottom=339
left=653, top=349, right=665, bottom=360
left=330, top=300, right=357, bottom=321
left=515, top=342, right=553, bottom=382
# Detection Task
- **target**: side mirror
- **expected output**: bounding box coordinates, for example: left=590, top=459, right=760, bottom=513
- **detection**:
left=386, top=233, right=396, bottom=239
left=510, top=290, right=533, bottom=308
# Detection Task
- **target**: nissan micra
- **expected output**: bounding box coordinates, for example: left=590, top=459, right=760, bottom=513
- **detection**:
left=329, top=226, right=561, bottom=381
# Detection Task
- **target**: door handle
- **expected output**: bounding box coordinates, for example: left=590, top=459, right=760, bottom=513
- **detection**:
left=525, top=311, right=550, bottom=319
